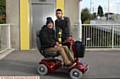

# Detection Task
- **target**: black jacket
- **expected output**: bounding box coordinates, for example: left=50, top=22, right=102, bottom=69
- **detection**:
left=40, top=25, right=56, bottom=49
left=55, top=16, right=71, bottom=43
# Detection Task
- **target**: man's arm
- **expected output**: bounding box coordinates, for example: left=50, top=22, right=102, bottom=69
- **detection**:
left=40, top=30, right=56, bottom=47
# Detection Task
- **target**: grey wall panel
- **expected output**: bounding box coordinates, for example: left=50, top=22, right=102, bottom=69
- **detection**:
left=30, top=0, right=55, bottom=48
left=6, top=0, right=20, bottom=49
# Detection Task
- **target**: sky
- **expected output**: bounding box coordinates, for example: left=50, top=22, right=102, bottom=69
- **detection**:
left=81, top=0, right=120, bottom=14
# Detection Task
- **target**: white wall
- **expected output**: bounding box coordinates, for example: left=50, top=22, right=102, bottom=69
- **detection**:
left=6, top=0, right=20, bottom=49
left=65, top=0, right=81, bottom=40
left=65, top=0, right=79, bottom=26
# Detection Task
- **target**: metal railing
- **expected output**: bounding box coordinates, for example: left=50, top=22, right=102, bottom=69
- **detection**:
left=82, top=24, right=120, bottom=48
left=0, top=24, right=11, bottom=51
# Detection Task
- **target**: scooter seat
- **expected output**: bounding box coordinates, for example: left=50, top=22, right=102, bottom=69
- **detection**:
left=41, top=50, right=59, bottom=58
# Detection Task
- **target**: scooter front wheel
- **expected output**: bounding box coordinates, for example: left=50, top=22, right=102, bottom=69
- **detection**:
left=37, top=64, right=48, bottom=75
left=70, top=68, right=83, bottom=79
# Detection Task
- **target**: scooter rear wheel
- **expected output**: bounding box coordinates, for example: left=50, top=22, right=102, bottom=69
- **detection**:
left=37, top=64, right=48, bottom=75
left=70, top=68, right=83, bottom=79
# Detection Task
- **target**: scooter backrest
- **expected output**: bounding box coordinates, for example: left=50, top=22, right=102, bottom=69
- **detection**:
left=36, top=30, right=42, bottom=52
left=36, top=30, right=59, bottom=58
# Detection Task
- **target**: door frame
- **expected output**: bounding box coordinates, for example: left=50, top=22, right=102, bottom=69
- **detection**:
left=29, top=0, right=56, bottom=48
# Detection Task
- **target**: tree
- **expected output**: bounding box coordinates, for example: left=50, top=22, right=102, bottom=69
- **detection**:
left=91, top=12, right=97, bottom=20
left=81, top=8, right=92, bottom=24
left=0, top=0, right=6, bottom=23
left=0, top=0, right=6, bottom=14
left=97, top=5, right=104, bottom=17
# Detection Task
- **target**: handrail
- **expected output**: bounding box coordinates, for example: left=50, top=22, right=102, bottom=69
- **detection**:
left=81, top=24, right=120, bottom=26
left=0, top=24, right=10, bottom=26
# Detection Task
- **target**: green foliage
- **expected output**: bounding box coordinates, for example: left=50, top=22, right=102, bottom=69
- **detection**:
left=84, top=20, right=90, bottom=24
left=91, top=12, right=97, bottom=20
left=0, top=0, right=6, bottom=24
left=0, top=0, right=6, bottom=6
left=81, top=8, right=92, bottom=24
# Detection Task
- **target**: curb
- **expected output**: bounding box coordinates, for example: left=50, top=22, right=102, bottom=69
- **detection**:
left=0, top=48, right=15, bottom=60
left=86, top=48, right=120, bottom=52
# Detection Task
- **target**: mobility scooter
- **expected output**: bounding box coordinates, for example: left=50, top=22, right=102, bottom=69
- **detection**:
left=36, top=31, right=88, bottom=79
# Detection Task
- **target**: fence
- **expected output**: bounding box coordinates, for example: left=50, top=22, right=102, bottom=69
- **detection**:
left=0, top=24, right=11, bottom=51
left=1, top=24, right=120, bottom=49
left=82, top=24, right=120, bottom=48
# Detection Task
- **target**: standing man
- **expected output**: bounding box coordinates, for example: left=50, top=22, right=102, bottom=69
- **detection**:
left=55, top=9, right=71, bottom=44
left=55, top=9, right=75, bottom=62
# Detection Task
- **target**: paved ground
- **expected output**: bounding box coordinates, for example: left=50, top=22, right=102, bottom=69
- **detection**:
left=0, top=49, right=120, bottom=79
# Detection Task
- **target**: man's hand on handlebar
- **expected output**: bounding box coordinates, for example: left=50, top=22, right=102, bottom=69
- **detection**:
left=54, top=42, right=61, bottom=48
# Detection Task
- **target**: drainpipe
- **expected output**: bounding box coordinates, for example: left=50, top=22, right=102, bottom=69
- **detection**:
left=78, top=0, right=82, bottom=41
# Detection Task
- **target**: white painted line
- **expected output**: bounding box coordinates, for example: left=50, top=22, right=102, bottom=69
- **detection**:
left=0, top=49, right=15, bottom=60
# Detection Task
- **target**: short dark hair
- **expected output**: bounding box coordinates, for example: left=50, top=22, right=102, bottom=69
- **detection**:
left=56, top=9, right=62, bottom=12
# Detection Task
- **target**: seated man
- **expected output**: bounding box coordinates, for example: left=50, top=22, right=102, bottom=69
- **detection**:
left=39, top=17, right=73, bottom=66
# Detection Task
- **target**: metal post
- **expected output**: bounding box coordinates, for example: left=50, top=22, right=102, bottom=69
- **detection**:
left=7, top=24, right=11, bottom=49
left=78, top=0, right=82, bottom=41
left=90, top=0, right=92, bottom=13
left=86, top=39, right=87, bottom=48
left=112, top=25, right=114, bottom=48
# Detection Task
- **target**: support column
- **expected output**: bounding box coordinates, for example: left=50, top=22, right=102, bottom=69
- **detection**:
left=20, top=0, right=30, bottom=50
left=56, top=0, right=64, bottom=14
